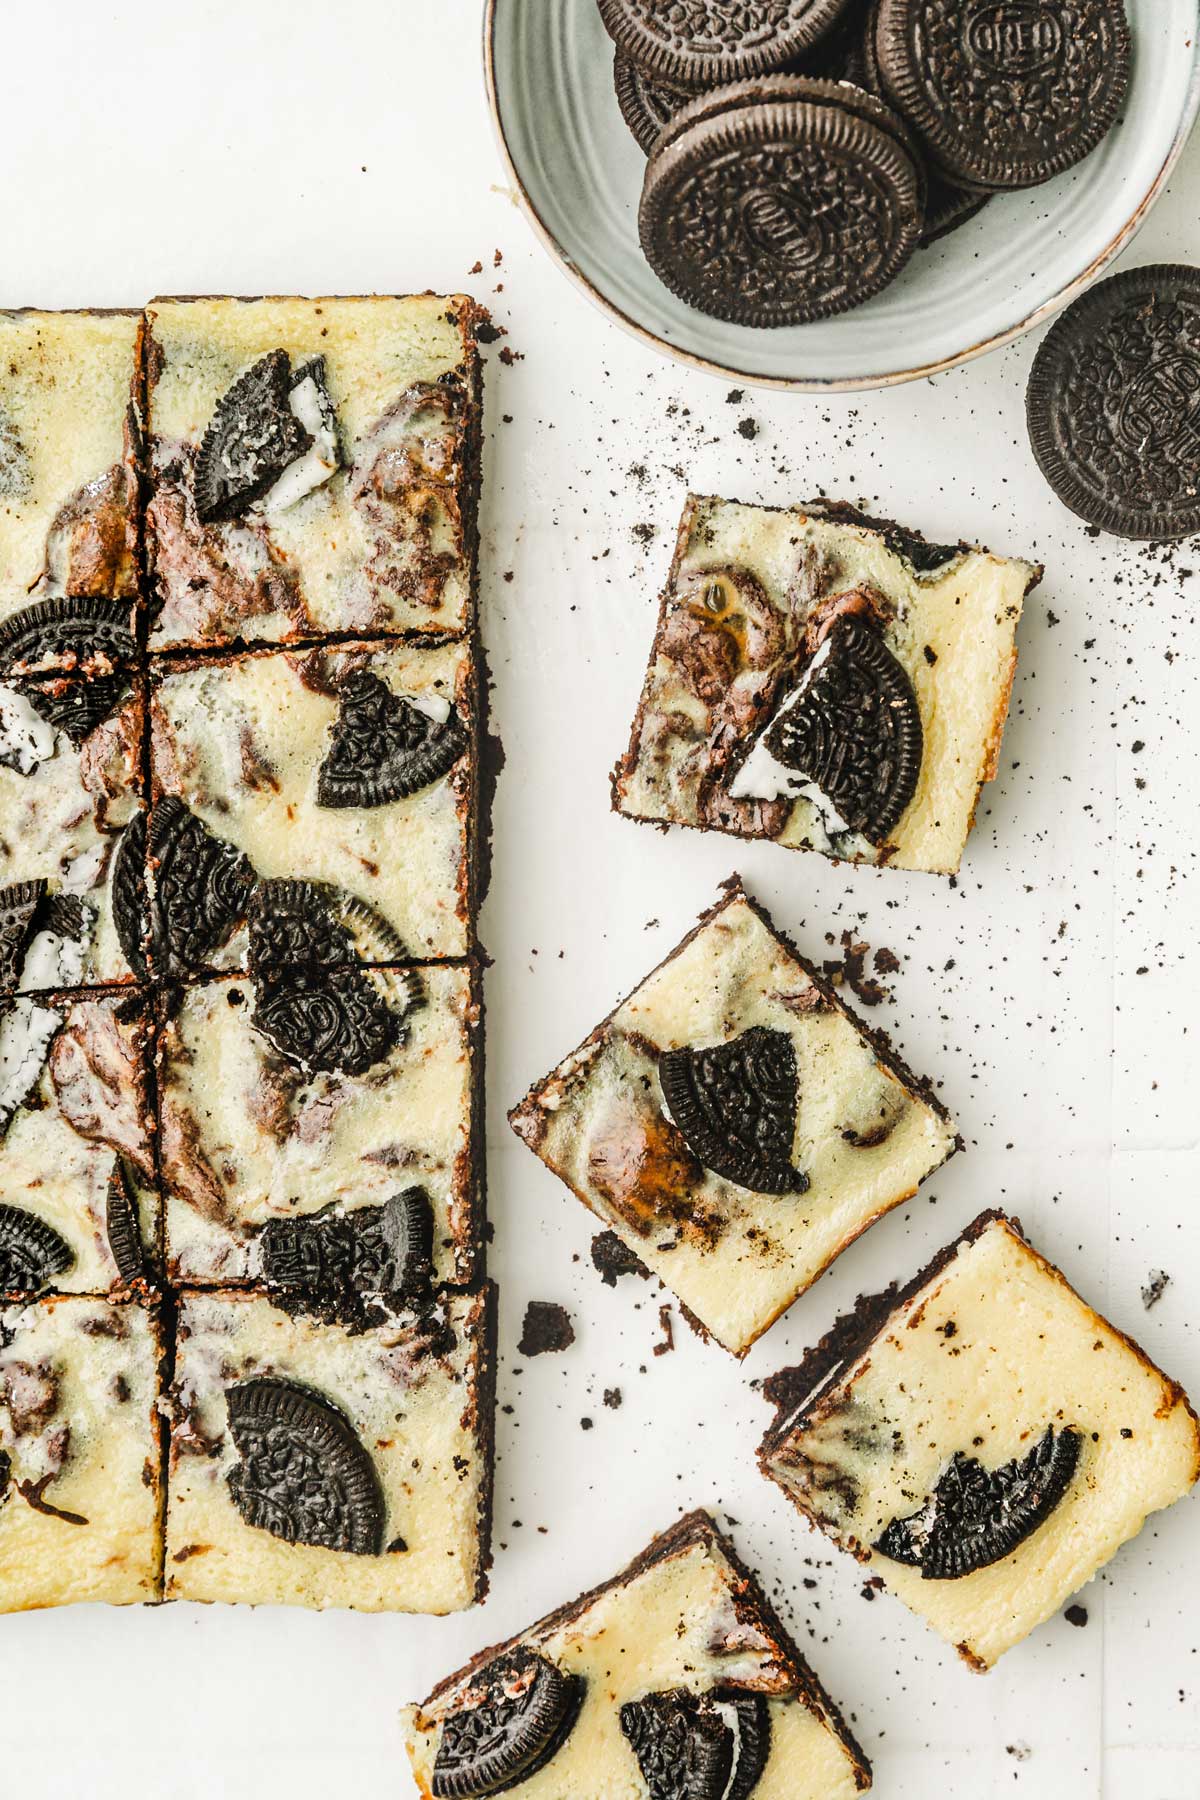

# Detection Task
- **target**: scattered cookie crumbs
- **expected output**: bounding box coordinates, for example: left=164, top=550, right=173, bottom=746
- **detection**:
left=1142, top=1270, right=1171, bottom=1309
left=603, top=1388, right=623, bottom=1410
left=517, top=1301, right=576, bottom=1357
left=652, top=1306, right=674, bottom=1357
left=592, top=1231, right=650, bottom=1287
left=1006, top=1743, right=1032, bottom=1762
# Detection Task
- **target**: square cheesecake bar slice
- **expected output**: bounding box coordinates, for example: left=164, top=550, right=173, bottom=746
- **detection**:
left=0, top=1294, right=165, bottom=1609
left=159, top=963, right=479, bottom=1294
left=143, top=294, right=481, bottom=650
left=759, top=1210, right=1200, bottom=1671
left=612, top=495, right=1041, bottom=875
left=146, top=636, right=475, bottom=970
left=402, top=1508, right=870, bottom=1798
left=0, top=989, right=157, bottom=1295
left=0, top=310, right=139, bottom=647
left=165, top=1284, right=495, bottom=1611
left=1, top=658, right=144, bottom=993
left=510, top=878, right=956, bottom=1356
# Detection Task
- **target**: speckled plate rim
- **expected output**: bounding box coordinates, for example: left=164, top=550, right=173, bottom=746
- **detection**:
left=482, top=0, right=1200, bottom=394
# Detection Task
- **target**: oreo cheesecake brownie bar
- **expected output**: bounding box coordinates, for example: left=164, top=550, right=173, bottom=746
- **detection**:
left=612, top=495, right=1041, bottom=874
left=165, top=1283, right=494, bottom=1611
left=759, top=1211, right=1200, bottom=1670
left=0, top=990, right=157, bottom=1295
left=143, top=295, right=480, bottom=650
left=0, top=310, right=139, bottom=645
left=510, top=878, right=955, bottom=1357
left=0, top=1294, right=165, bottom=1609
left=146, top=636, right=475, bottom=970
left=159, top=958, right=480, bottom=1292
left=402, top=1508, right=870, bottom=1798
left=1, top=632, right=143, bottom=994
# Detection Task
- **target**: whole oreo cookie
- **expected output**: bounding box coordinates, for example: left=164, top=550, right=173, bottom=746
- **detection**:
left=875, top=0, right=1130, bottom=190
left=614, top=52, right=690, bottom=154
left=597, top=0, right=850, bottom=90
left=639, top=77, right=922, bottom=326
left=1026, top=264, right=1200, bottom=540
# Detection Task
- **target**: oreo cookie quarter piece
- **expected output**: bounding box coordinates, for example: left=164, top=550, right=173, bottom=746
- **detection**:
left=875, top=0, right=1130, bottom=190
left=639, top=81, right=922, bottom=327
left=597, top=0, right=851, bottom=89
left=1026, top=264, right=1200, bottom=540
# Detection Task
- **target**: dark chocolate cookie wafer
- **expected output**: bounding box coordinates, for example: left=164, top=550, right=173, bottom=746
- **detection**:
left=598, top=0, right=851, bottom=90
left=875, top=0, right=1130, bottom=190
left=851, top=0, right=991, bottom=242
left=639, top=77, right=922, bottom=326
left=1026, top=264, right=1200, bottom=540
left=614, top=52, right=690, bottom=153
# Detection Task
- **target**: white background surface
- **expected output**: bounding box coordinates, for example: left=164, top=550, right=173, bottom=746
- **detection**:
left=4, top=3, right=1199, bottom=1795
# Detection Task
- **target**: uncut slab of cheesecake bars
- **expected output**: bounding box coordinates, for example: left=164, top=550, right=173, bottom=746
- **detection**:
left=0, top=297, right=494, bottom=1611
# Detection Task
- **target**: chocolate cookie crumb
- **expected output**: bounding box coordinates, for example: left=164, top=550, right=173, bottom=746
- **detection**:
left=592, top=1231, right=650, bottom=1287
left=518, top=1301, right=576, bottom=1357
left=1064, top=1604, right=1088, bottom=1628
left=603, top=1388, right=623, bottom=1410
left=652, top=1306, right=675, bottom=1357
left=1142, top=1270, right=1171, bottom=1309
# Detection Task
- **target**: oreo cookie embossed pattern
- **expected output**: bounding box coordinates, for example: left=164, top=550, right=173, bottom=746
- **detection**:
left=601, top=0, right=1131, bottom=323
left=1026, top=264, right=1200, bottom=539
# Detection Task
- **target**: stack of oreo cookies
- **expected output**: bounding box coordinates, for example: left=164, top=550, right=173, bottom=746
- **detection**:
left=600, top=0, right=1131, bottom=326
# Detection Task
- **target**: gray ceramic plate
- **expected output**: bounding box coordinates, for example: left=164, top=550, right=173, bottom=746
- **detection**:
left=485, top=0, right=1200, bottom=391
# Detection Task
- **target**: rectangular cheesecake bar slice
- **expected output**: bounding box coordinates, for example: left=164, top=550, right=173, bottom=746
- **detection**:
left=0, top=989, right=157, bottom=1295
left=147, top=636, right=475, bottom=969
left=0, top=664, right=143, bottom=993
left=759, top=1210, right=1200, bottom=1671
left=165, top=1284, right=495, bottom=1611
left=143, top=294, right=481, bottom=650
left=509, top=877, right=956, bottom=1356
left=612, top=495, right=1041, bottom=875
left=158, top=965, right=480, bottom=1292
left=0, top=1294, right=165, bottom=1609
left=0, top=310, right=139, bottom=648
left=402, top=1508, right=870, bottom=1798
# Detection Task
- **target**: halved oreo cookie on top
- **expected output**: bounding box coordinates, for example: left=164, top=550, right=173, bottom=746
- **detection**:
left=193, top=349, right=343, bottom=524
left=0, top=1203, right=74, bottom=1295
left=251, top=962, right=406, bottom=1077
left=316, top=670, right=467, bottom=809
left=620, top=1686, right=772, bottom=1800
left=145, top=798, right=257, bottom=976
left=730, top=611, right=923, bottom=847
left=1026, top=264, right=1200, bottom=541
left=248, top=877, right=409, bottom=970
left=257, top=1188, right=435, bottom=1325
left=432, top=1650, right=584, bottom=1797
left=225, top=1376, right=385, bottom=1556
left=638, top=77, right=922, bottom=326
left=0, top=596, right=135, bottom=681
left=660, top=1025, right=808, bottom=1195
left=598, top=0, right=851, bottom=89
left=875, top=0, right=1130, bottom=190
left=874, top=1423, right=1082, bottom=1579
left=0, top=597, right=137, bottom=748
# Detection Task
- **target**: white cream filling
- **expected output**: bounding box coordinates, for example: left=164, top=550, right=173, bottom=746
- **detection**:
left=0, top=683, right=58, bottom=777
left=714, top=1700, right=746, bottom=1800
left=728, top=640, right=860, bottom=852
left=19, top=901, right=94, bottom=992
left=258, top=366, right=342, bottom=514
left=0, top=998, right=62, bottom=1128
